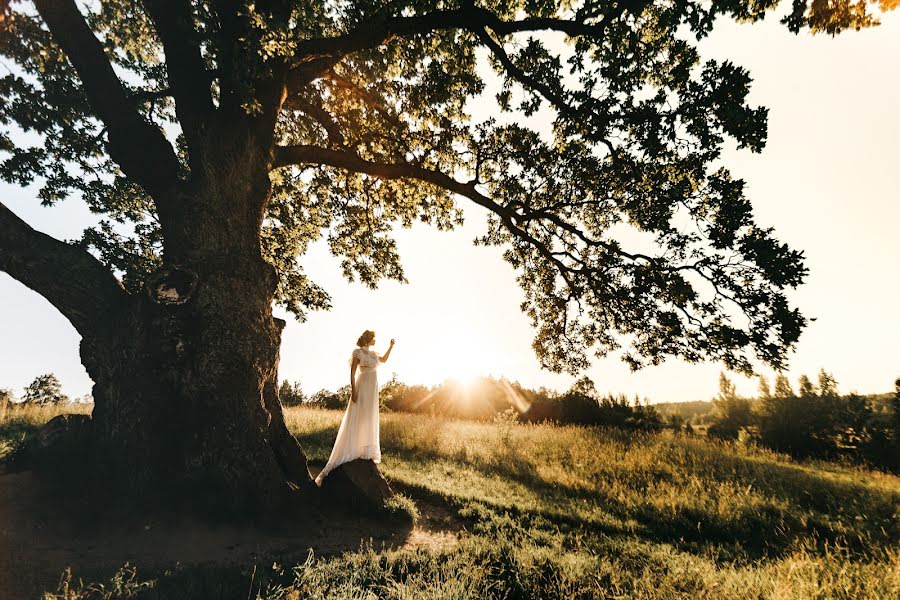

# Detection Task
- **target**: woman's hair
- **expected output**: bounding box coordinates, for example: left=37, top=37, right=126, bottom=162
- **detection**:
left=356, top=330, right=375, bottom=347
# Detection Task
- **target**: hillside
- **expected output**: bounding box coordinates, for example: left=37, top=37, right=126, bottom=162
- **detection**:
left=1, top=404, right=898, bottom=598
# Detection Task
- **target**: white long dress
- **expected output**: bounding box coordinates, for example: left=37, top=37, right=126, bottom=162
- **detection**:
left=314, top=346, right=382, bottom=486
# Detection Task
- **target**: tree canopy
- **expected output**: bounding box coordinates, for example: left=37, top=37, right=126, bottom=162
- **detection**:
left=1, top=0, right=894, bottom=377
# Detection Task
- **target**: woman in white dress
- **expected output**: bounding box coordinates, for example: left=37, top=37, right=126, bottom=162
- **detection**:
left=315, top=330, right=395, bottom=486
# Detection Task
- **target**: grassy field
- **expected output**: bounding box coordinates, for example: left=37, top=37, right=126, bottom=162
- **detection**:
left=1, top=403, right=898, bottom=598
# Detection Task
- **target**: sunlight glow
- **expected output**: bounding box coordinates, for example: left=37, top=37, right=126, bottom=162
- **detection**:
left=392, top=329, right=507, bottom=387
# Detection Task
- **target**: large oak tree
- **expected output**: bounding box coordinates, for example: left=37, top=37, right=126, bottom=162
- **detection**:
left=0, top=0, right=892, bottom=514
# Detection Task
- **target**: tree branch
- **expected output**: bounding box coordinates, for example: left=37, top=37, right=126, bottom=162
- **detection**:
left=274, top=144, right=679, bottom=285
left=33, top=0, right=180, bottom=194
left=0, top=200, right=130, bottom=335
left=140, top=0, right=214, bottom=159
left=321, top=69, right=404, bottom=129
left=128, top=87, right=173, bottom=105
left=283, top=2, right=630, bottom=94
left=283, top=96, right=345, bottom=146
left=293, top=5, right=618, bottom=60
left=272, top=145, right=581, bottom=290
left=475, top=27, right=617, bottom=157
left=284, top=55, right=342, bottom=94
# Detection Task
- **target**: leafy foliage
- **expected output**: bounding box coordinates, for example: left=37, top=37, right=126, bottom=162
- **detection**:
left=1, top=0, right=894, bottom=372
left=700, top=369, right=899, bottom=472
left=521, top=375, right=664, bottom=430
left=782, top=0, right=898, bottom=34
left=307, top=385, right=351, bottom=410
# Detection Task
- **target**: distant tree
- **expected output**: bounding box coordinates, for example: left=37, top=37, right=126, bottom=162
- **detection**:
left=278, top=380, right=305, bottom=407
left=570, top=376, right=598, bottom=399
left=653, top=400, right=717, bottom=425
left=798, top=374, right=816, bottom=398
left=518, top=378, right=659, bottom=431
left=893, top=377, right=900, bottom=452
left=667, top=413, right=684, bottom=434
left=719, top=372, right=737, bottom=400
left=758, top=376, right=772, bottom=400
left=309, top=387, right=349, bottom=411
left=0, top=388, right=12, bottom=408
left=708, top=372, right=755, bottom=440
left=894, top=378, right=900, bottom=427
left=759, top=370, right=841, bottom=460
left=835, top=393, right=872, bottom=450
left=817, top=369, right=838, bottom=398
left=556, top=380, right=600, bottom=425
left=22, top=373, right=68, bottom=405
left=774, top=373, right=795, bottom=399
left=753, top=371, right=898, bottom=471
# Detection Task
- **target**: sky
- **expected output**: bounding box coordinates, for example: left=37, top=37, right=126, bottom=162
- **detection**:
left=1, top=7, right=898, bottom=403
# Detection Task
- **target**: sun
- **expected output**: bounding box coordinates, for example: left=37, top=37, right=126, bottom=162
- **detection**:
left=448, top=358, right=486, bottom=386
left=394, top=330, right=504, bottom=386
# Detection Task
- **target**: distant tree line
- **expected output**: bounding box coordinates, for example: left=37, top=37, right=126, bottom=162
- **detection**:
left=1, top=373, right=92, bottom=406
left=706, top=371, right=899, bottom=473
left=520, top=376, right=664, bottom=431
left=292, top=374, right=664, bottom=432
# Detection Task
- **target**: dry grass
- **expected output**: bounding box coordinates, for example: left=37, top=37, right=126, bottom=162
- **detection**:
left=286, top=406, right=900, bottom=598
left=0, top=402, right=91, bottom=459
left=2, top=403, right=898, bottom=598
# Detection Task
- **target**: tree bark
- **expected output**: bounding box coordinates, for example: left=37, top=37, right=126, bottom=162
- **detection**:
left=72, top=135, right=316, bottom=516
left=79, top=283, right=315, bottom=516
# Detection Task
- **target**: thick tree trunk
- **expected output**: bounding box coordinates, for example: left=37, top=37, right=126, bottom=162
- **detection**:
left=76, top=138, right=316, bottom=516
left=79, top=290, right=313, bottom=516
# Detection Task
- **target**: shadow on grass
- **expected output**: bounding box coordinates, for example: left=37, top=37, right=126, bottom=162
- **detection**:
left=302, top=425, right=898, bottom=562
left=1, top=421, right=418, bottom=599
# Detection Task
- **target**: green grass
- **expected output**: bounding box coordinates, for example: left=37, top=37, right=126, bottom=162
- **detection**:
left=3, top=403, right=898, bottom=599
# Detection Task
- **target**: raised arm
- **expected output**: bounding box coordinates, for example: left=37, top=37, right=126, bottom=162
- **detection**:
left=380, top=339, right=396, bottom=363
left=350, top=356, right=359, bottom=403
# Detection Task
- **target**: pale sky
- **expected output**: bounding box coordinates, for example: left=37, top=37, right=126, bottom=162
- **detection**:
left=1, top=8, right=898, bottom=403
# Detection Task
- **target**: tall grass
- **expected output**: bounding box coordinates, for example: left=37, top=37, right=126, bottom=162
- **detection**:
left=290, top=407, right=898, bottom=556
left=0, top=402, right=91, bottom=459
left=3, top=403, right=898, bottom=598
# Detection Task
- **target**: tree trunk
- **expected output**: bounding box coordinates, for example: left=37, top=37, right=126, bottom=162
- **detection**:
left=76, top=139, right=316, bottom=516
